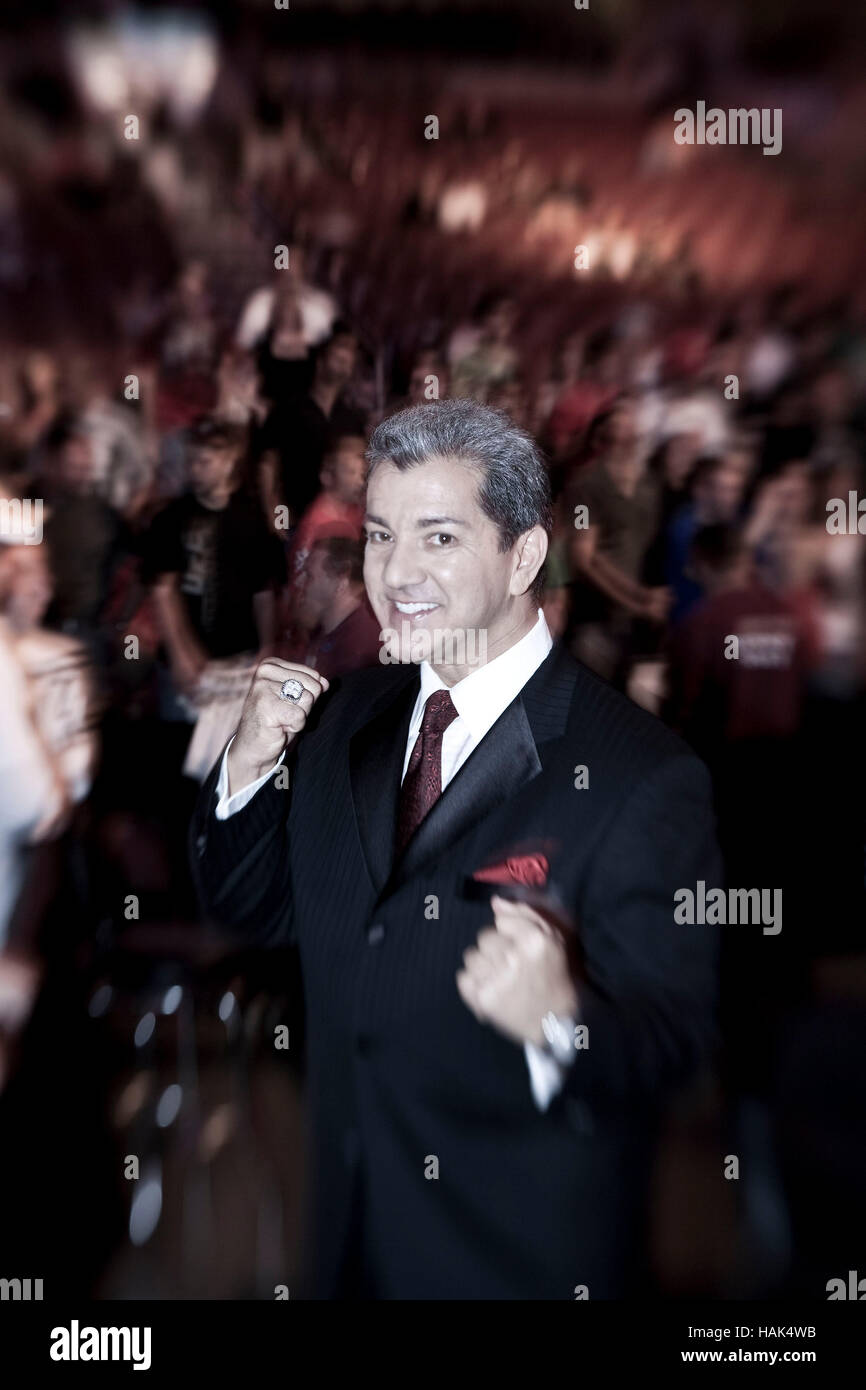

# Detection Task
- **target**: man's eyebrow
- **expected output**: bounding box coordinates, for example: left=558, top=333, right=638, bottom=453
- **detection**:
left=363, top=514, right=468, bottom=528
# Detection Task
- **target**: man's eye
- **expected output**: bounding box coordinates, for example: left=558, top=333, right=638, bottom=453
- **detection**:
left=430, top=532, right=454, bottom=546
left=365, top=531, right=391, bottom=543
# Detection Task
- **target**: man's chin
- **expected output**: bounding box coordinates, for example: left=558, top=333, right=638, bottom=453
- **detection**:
left=375, top=615, right=490, bottom=670
left=378, top=621, right=425, bottom=665
left=377, top=615, right=441, bottom=665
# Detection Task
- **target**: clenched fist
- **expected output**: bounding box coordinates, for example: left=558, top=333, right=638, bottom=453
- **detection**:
left=457, top=895, right=579, bottom=1048
left=227, top=659, right=329, bottom=796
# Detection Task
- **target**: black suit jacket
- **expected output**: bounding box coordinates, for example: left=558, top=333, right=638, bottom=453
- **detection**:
left=191, top=644, right=722, bottom=1299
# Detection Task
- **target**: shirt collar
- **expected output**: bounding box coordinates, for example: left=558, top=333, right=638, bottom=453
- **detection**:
left=413, top=609, right=553, bottom=741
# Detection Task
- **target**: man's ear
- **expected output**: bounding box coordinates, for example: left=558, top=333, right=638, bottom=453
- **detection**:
left=510, top=526, right=549, bottom=598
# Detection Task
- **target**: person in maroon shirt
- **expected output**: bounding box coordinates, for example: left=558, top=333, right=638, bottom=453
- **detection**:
left=666, top=523, right=821, bottom=1104
left=666, top=523, right=818, bottom=760
left=290, top=535, right=381, bottom=680
left=288, top=433, right=366, bottom=585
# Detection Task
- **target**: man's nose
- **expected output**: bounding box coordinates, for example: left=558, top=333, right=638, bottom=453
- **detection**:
left=381, top=539, right=427, bottom=592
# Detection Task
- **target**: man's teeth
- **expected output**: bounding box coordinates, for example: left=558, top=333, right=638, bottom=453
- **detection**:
left=395, top=602, right=438, bottom=614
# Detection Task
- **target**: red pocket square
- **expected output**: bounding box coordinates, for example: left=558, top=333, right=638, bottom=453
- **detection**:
left=473, top=853, right=549, bottom=888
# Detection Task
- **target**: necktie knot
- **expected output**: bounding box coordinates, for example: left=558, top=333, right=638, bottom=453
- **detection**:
left=421, top=689, right=458, bottom=738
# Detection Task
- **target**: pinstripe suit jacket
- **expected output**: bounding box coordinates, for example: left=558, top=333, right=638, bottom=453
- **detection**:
left=191, top=642, right=722, bottom=1299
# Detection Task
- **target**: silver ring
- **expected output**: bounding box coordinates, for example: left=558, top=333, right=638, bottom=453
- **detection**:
left=278, top=678, right=304, bottom=702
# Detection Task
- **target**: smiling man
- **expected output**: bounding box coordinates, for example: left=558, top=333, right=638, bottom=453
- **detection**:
left=191, top=398, right=722, bottom=1300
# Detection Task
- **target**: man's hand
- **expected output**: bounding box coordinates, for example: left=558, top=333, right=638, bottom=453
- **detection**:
left=640, top=585, right=672, bottom=624
left=227, top=658, right=329, bottom=796
left=456, top=895, right=579, bottom=1048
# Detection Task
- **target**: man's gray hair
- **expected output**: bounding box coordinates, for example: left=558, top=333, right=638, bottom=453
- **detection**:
left=365, top=399, right=552, bottom=599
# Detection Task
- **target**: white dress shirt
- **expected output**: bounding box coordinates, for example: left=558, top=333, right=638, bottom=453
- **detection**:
left=215, top=609, right=568, bottom=1109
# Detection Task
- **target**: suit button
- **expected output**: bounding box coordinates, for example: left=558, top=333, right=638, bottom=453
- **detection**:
left=367, top=923, right=385, bottom=946
left=356, top=1034, right=371, bottom=1056
left=343, top=1129, right=359, bottom=1168
left=195, top=833, right=207, bottom=858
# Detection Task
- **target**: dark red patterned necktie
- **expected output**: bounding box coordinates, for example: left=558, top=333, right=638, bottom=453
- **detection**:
left=395, top=689, right=459, bottom=858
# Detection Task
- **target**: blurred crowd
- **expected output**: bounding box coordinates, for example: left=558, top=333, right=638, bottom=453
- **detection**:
left=0, top=3, right=864, bottom=1298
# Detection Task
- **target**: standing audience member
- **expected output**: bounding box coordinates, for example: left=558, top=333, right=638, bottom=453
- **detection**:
left=292, top=536, right=381, bottom=678
left=289, top=433, right=366, bottom=582
left=257, top=326, right=365, bottom=527
left=143, top=416, right=285, bottom=703
left=569, top=395, right=670, bottom=683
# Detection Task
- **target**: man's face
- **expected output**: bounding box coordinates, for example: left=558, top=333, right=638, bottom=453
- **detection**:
left=5, top=546, right=52, bottom=627
left=323, top=336, right=356, bottom=384
left=409, top=361, right=447, bottom=404
left=189, top=444, right=236, bottom=501
left=328, top=438, right=366, bottom=505
left=707, top=464, right=745, bottom=521
left=59, top=434, right=95, bottom=491
left=485, top=300, right=516, bottom=342
left=665, top=432, right=701, bottom=487
left=607, top=397, right=640, bottom=449
left=297, top=547, right=337, bottom=629
left=363, top=454, right=543, bottom=681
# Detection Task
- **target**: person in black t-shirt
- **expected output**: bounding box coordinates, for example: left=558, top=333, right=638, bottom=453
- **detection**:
left=143, top=417, right=285, bottom=699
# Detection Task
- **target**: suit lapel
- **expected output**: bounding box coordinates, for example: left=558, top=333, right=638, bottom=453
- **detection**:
left=388, top=695, right=542, bottom=893
left=349, top=667, right=420, bottom=895
left=349, top=642, right=579, bottom=904
left=385, top=642, right=578, bottom=898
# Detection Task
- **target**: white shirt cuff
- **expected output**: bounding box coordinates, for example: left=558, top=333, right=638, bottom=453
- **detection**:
left=524, top=1042, right=567, bottom=1111
left=214, top=735, right=286, bottom=820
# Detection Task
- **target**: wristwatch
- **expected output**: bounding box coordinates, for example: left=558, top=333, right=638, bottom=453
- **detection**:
left=540, top=1010, right=579, bottom=1067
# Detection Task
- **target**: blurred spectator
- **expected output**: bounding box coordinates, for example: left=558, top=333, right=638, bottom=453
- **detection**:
left=666, top=523, right=817, bottom=763
left=450, top=296, right=519, bottom=403
left=256, top=325, right=364, bottom=525
left=73, top=361, right=153, bottom=517
left=662, top=371, right=731, bottom=457
left=808, top=363, right=862, bottom=475
left=0, top=534, right=67, bottom=947
left=289, top=432, right=366, bottom=583
left=11, top=351, right=64, bottom=456
left=236, top=243, right=337, bottom=352
left=642, top=432, right=702, bottom=585
left=39, top=420, right=125, bottom=644
left=546, top=333, right=619, bottom=461
left=740, top=305, right=796, bottom=403
left=569, top=394, right=670, bottom=681
left=143, top=416, right=285, bottom=704
left=400, top=351, right=449, bottom=409
left=665, top=450, right=750, bottom=623
left=293, top=535, right=381, bottom=679
left=2, top=538, right=98, bottom=806
left=235, top=243, right=338, bottom=401
left=215, top=347, right=268, bottom=429
left=151, top=261, right=218, bottom=434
